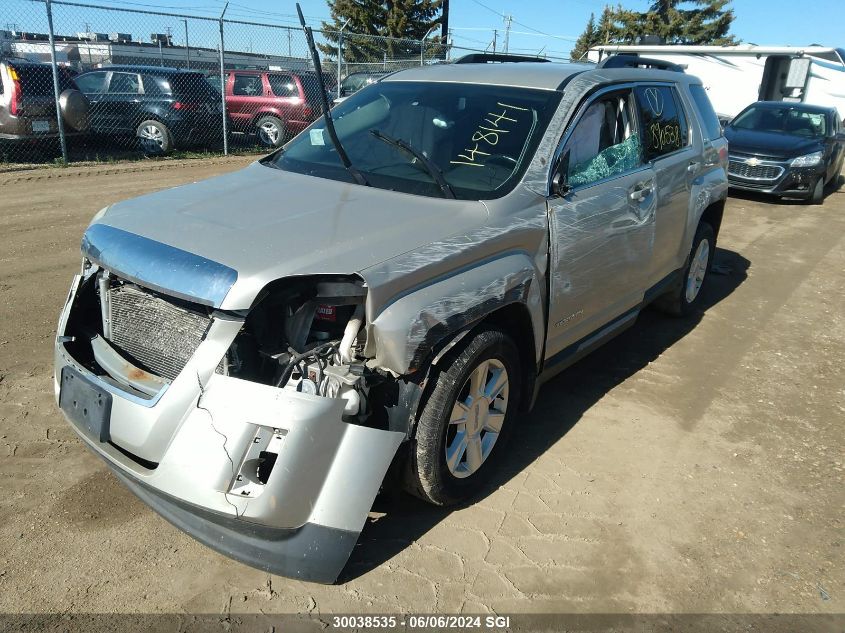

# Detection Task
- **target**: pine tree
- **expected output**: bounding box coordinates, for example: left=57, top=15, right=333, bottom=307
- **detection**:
left=320, top=0, right=442, bottom=63
left=614, top=0, right=737, bottom=45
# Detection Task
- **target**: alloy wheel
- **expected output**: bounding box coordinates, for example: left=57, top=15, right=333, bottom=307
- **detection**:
left=445, top=359, right=509, bottom=479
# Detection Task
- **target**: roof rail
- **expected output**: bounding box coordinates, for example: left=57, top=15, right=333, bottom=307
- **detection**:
left=453, top=53, right=551, bottom=64
left=598, top=54, right=684, bottom=73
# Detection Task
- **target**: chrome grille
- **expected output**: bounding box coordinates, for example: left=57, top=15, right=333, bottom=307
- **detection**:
left=728, top=160, right=784, bottom=181
left=107, top=283, right=211, bottom=381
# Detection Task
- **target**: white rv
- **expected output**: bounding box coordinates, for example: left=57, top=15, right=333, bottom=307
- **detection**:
left=588, top=45, right=845, bottom=120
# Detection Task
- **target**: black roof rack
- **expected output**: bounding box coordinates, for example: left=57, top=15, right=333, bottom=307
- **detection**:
left=598, top=54, right=684, bottom=73
left=453, top=53, right=551, bottom=64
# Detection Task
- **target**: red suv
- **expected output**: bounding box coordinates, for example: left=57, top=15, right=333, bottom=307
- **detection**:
left=224, top=70, right=324, bottom=148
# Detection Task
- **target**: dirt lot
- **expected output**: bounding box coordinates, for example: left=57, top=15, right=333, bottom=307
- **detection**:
left=0, top=158, right=842, bottom=621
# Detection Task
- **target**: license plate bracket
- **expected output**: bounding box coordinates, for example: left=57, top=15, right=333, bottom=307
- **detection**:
left=59, top=366, right=112, bottom=443
left=31, top=120, right=51, bottom=133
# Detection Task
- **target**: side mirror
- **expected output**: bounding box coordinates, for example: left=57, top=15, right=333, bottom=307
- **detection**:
left=551, top=150, right=571, bottom=197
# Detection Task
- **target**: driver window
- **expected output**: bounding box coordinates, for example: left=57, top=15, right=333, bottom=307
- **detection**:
left=561, top=91, right=643, bottom=188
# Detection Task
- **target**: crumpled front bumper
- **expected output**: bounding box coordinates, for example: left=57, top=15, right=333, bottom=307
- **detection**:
left=54, top=274, right=404, bottom=583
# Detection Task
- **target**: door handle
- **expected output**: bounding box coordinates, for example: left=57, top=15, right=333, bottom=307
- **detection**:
left=688, top=161, right=701, bottom=174
left=629, top=183, right=653, bottom=202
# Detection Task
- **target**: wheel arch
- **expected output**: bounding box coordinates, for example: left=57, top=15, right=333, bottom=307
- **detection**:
left=364, top=253, right=546, bottom=438
left=699, top=198, right=725, bottom=241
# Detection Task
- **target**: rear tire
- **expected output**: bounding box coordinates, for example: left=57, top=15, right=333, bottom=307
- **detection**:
left=404, top=327, right=521, bottom=506
left=136, top=120, right=172, bottom=155
left=256, top=115, right=285, bottom=148
left=654, top=222, right=715, bottom=317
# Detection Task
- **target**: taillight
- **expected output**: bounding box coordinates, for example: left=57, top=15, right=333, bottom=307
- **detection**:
left=172, top=101, right=198, bottom=111
left=8, top=67, right=21, bottom=116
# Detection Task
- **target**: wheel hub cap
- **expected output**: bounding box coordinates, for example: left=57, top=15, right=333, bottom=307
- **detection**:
left=445, top=359, right=509, bottom=479
left=685, top=238, right=710, bottom=303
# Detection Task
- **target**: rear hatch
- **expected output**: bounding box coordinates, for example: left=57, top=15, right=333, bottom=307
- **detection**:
left=297, top=73, right=326, bottom=118
left=166, top=72, right=221, bottom=125
left=12, top=63, right=75, bottom=118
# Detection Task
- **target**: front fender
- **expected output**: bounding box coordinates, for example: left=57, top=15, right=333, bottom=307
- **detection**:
left=365, top=253, right=545, bottom=375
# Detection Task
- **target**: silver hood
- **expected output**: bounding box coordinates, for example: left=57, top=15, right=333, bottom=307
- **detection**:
left=85, top=162, right=488, bottom=310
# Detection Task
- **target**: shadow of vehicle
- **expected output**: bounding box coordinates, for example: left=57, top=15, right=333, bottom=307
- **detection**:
left=340, top=247, right=750, bottom=582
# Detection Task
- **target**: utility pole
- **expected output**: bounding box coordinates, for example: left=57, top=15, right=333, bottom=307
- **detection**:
left=441, top=0, right=449, bottom=42
left=503, top=14, right=512, bottom=53
left=491, top=29, right=497, bottom=53
left=181, top=19, right=189, bottom=68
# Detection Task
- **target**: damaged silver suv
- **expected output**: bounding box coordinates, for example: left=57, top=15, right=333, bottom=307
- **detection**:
left=54, top=54, right=728, bottom=583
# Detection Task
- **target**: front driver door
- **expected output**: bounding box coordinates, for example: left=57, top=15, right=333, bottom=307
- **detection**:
left=545, top=86, right=657, bottom=360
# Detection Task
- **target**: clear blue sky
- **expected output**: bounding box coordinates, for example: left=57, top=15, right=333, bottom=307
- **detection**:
left=8, top=0, right=844, bottom=60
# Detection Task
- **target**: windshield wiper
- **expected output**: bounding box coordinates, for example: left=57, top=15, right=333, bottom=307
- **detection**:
left=369, top=129, right=456, bottom=199
left=296, top=4, right=369, bottom=187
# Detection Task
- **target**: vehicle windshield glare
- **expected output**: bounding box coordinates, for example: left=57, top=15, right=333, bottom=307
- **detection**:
left=731, top=105, right=827, bottom=138
left=265, top=81, right=562, bottom=200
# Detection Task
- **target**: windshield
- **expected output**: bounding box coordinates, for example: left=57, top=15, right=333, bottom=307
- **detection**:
left=731, top=105, right=828, bottom=139
left=265, top=81, right=562, bottom=200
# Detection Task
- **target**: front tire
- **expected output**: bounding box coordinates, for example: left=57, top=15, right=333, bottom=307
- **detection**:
left=404, top=327, right=521, bottom=506
left=655, top=221, right=715, bottom=317
left=808, top=177, right=824, bottom=205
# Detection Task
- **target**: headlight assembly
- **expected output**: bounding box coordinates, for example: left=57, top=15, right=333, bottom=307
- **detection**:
left=790, top=151, right=823, bottom=167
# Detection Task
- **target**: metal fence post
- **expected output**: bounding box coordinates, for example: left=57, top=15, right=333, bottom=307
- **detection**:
left=45, top=0, right=68, bottom=162
left=218, top=2, right=229, bottom=155
left=337, top=31, right=343, bottom=94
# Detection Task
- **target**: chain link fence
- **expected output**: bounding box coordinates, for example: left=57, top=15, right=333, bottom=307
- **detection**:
left=0, top=0, right=458, bottom=167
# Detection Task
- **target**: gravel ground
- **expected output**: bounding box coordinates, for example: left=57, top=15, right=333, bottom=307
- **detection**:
left=0, top=158, right=842, bottom=624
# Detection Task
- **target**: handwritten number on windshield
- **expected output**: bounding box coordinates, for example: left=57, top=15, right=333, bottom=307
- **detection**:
left=451, top=102, right=529, bottom=168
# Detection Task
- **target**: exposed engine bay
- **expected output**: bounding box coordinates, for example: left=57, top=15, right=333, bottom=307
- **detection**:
left=217, top=277, right=374, bottom=420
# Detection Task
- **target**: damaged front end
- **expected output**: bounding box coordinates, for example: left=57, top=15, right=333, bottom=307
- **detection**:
left=54, top=244, right=405, bottom=583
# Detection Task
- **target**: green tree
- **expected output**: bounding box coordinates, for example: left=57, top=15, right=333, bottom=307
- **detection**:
left=615, top=0, right=737, bottom=45
left=320, top=0, right=443, bottom=63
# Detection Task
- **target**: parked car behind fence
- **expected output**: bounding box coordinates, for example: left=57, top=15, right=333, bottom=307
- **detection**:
left=223, top=69, right=325, bottom=148
left=0, top=58, right=90, bottom=145
left=74, top=65, right=225, bottom=154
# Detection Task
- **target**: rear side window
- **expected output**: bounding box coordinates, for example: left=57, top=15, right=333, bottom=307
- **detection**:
left=634, top=85, right=689, bottom=160
left=76, top=71, right=108, bottom=94
left=268, top=74, right=297, bottom=97
left=233, top=74, right=263, bottom=96
left=688, top=84, right=721, bottom=141
left=108, top=72, right=141, bottom=94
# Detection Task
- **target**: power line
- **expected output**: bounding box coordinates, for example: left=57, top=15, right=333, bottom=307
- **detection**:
left=467, top=0, right=579, bottom=42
